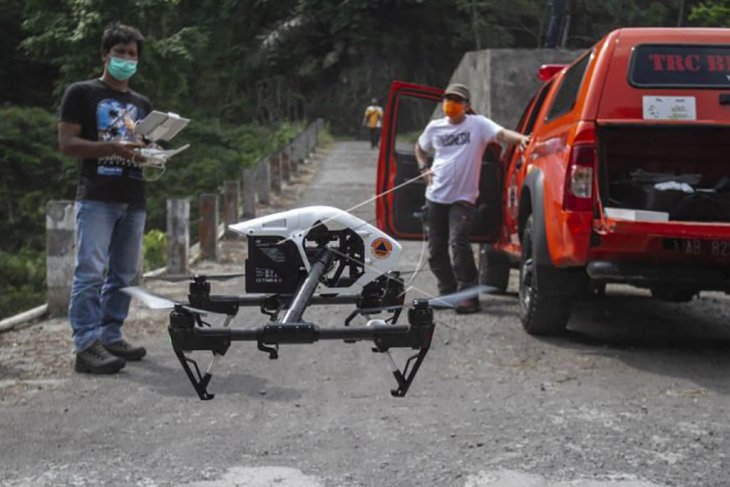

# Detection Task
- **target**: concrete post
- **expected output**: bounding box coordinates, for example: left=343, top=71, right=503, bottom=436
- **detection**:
left=223, top=180, right=240, bottom=237
left=300, top=129, right=308, bottom=161
left=270, top=152, right=282, bottom=194
left=46, top=200, right=75, bottom=317
left=300, top=132, right=308, bottom=163
left=307, top=124, right=316, bottom=157
left=289, top=137, right=297, bottom=168
left=313, top=119, right=322, bottom=154
left=242, top=167, right=257, bottom=219
left=304, top=125, right=312, bottom=158
left=290, top=138, right=299, bottom=174
left=257, top=157, right=271, bottom=205
left=298, top=133, right=306, bottom=163
left=167, top=198, right=190, bottom=275
left=281, top=147, right=291, bottom=183
left=199, top=193, right=218, bottom=261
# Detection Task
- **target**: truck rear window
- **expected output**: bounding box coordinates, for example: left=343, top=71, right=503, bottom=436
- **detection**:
left=630, top=44, right=730, bottom=88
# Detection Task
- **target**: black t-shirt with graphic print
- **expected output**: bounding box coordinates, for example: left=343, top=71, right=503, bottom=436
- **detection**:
left=59, top=79, right=152, bottom=208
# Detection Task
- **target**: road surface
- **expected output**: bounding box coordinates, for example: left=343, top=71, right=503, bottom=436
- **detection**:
left=1, top=141, right=729, bottom=486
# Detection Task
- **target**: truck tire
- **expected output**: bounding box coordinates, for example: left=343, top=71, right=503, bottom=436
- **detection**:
left=479, top=245, right=510, bottom=292
left=650, top=287, right=696, bottom=303
left=519, top=216, right=572, bottom=335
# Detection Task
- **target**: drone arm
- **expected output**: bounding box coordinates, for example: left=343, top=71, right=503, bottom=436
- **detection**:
left=168, top=310, right=232, bottom=354
left=281, top=248, right=333, bottom=323
left=170, top=321, right=412, bottom=346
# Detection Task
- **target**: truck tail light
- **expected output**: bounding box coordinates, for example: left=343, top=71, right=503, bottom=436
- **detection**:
left=563, top=143, right=596, bottom=212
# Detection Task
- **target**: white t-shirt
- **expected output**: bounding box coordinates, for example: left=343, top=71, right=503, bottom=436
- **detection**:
left=418, top=114, right=503, bottom=204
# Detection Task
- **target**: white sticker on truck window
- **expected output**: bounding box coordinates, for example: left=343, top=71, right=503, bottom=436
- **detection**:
left=642, top=96, right=696, bottom=120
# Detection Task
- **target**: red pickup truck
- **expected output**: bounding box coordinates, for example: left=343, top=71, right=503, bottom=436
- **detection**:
left=376, top=28, right=730, bottom=335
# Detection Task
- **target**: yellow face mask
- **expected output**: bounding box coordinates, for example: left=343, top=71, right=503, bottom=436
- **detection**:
left=442, top=99, right=466, bottom=119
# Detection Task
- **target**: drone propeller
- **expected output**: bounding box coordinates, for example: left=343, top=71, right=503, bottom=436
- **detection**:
left=147, top=272, right=245, bottom=283
left=122, top=286, right=211, bottom=315
left=427, top=285, right=497, bottom=308
left=358, top=284, right=497, bottom=314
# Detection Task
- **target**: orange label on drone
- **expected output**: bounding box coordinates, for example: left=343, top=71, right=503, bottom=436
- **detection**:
left=371, top=237, right=392, bottom=259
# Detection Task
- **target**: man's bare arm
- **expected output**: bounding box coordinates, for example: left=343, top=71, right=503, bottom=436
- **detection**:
left=496, top=128, right=530, bottom=151
left=414, top=142, right=432, bottom=185
left=58, top=122, right=142, bottom=160
left=414, top=143, right=429, bottom=168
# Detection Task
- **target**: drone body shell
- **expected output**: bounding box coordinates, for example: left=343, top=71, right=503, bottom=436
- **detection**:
left=229, top=206, right=401, bottom=293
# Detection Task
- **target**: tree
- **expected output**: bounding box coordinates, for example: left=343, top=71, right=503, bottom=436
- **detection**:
left=20, top=0, right=205, bottom=111
left=0, top=0, right=56, bottom=106
left=689, top=0, right=730, bottom=25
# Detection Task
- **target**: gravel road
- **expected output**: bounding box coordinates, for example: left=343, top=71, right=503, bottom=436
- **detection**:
left=1, top=141, right=729, bottom=487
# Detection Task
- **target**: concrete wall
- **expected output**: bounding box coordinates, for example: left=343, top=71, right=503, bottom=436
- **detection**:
left=448, top=48, right=584, bottom=130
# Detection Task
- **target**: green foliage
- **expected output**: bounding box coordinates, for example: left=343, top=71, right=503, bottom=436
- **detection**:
left=143, top=229, right=166, bottom=271
left=0, top=249, right=45, bottom=320
left=317, top=123, right=334, bottom=147
left=454, top=0, right=549, bottom=49
left=258, top=1, right=471, bottom=133
left=0, top=104, right=73, bottom=318
left=0, top=0, right=56, bottom=106
left=690, top=1, right=730, bottom=25
left=9, top=0, right=710, bottom=129
left=0, top=106, right=77, bottom=252
left=19, top=0, right=207, bottom=110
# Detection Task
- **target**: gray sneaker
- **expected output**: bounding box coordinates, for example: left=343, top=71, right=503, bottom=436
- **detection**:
left=103, top=339, right=147, bottom=361
left=75, top=341, right=126, bottom=374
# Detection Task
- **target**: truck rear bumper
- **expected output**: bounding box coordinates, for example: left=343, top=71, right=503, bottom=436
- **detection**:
left=586, top=260, right=730, bottom=291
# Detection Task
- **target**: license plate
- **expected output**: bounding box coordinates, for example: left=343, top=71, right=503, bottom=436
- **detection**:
left=663, top=238, right=730, bottom=257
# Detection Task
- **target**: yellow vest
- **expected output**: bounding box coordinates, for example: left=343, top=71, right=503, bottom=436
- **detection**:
left=364, top=106, right=383, bottom=128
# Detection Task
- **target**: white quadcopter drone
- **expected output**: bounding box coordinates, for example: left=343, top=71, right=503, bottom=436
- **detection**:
left=126, top=206, right=480, bottom=400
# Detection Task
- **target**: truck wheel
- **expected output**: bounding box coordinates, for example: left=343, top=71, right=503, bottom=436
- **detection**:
left=519, top=216, right=572, bottom=335
left=650, top=287, right=696, bottom=303
left=479, top=245, right=510, bottom=292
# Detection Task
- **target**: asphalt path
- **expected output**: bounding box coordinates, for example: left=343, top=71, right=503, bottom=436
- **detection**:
left=1, top=141, right=730, bottom=486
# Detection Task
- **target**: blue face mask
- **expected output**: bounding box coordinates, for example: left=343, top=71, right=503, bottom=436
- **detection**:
left=107, top=56, right=138, bottom=81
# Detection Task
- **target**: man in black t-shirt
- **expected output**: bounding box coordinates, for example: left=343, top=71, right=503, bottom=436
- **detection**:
left=58, top=22, right=152, bottom=374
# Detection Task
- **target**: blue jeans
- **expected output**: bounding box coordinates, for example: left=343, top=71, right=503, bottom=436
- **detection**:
left=68, top=200, right=146, bottom=352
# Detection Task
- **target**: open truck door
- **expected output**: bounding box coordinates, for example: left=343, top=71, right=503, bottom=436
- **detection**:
left=375, top=81, right=503, bottom=242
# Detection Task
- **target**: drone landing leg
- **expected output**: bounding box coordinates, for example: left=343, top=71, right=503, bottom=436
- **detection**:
left=169, top=308, right=232, bottom=400
left=175, top=350, right=216, bottom=400
left=373, top=299, right=434, bottom=397
left=386, top=348, right=429, bottom=397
